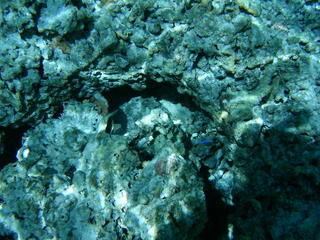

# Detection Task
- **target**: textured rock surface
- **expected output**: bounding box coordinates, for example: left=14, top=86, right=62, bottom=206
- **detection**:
left=0, top=0, right=320, bottom=239
left=0, top=99, right=207, bottom=240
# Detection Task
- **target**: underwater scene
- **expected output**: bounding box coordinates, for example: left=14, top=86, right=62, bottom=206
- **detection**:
left=0, top=0, right=320, bottom=239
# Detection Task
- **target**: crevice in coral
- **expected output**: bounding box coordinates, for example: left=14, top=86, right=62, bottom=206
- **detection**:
left=0, top=233, right=16, bottom=240
left=105, top=80, right=203, bottom=114
left=0, top=126, right=29, bottom=170
left=196, top=165, right=233, bottom=240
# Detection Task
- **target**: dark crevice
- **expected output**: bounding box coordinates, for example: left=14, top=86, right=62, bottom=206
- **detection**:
left=0, top=126, right=30, bottom=170
left=193, top=51, right=205, bottom=69
left=70, top=0, right=86, bottom=9
left=0, top=233, right=16, bottom=240
left=20, top=27, right=38, bottom=40
left=105, top=80, right=202, bottom=114
left=63, top=17, right=95, bottom=43
left=30, top=2, right=46, bottom=34
left=39, top=55, right=45, bottom=79
left=142, top=8, right=154, bottom=21
left=51, top=103, right=65, bottom=119
left=196, top=165, right=233, bottom=240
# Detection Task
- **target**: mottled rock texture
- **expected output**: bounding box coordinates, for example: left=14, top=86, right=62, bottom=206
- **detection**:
left=0, top=0, right=320, bottom=239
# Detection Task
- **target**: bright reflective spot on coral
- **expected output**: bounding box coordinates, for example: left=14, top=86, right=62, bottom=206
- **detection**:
left=173, top=119, right=182, bottom=125
left=148, top=225, right=158, bottom=238
left=255, top=118, right=264, bottom=125
left=218, top=111, right=229, bottom=122
left=136, top=110, right=169, bottom=127
left=115, top=189, right=128, bottom=208
left=22, top=148, right=30, bottom=158
left=179, top=200, right=191, bottom=215
left=63, top=184, right=76, bottom=195
left=228, top=224, right=234, bottom=240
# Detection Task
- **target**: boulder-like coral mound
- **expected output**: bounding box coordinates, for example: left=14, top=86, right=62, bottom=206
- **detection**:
left=0, top=99, right=206, bottom=240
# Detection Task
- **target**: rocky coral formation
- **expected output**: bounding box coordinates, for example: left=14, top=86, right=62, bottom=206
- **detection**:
left=0, top=98, right=208, bottom=240
left=0, top=0, right=320, bottom=239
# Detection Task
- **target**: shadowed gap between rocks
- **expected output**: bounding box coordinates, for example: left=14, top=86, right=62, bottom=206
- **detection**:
left=0, top=126, right=29, bottom=170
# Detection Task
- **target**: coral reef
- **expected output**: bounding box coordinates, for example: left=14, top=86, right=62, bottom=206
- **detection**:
left=0, top=0, right=320, bottom=239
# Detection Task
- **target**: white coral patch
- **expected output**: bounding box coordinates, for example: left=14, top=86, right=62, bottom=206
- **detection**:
left=114, top=190, right=128, bottom=208
left=63, top=184, right=77, bottom=196
left=135, top=110, right=169, bottom=127
left=147, top=225, right=158, bottom=238
left=22, top=148, right=30, bottom=158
